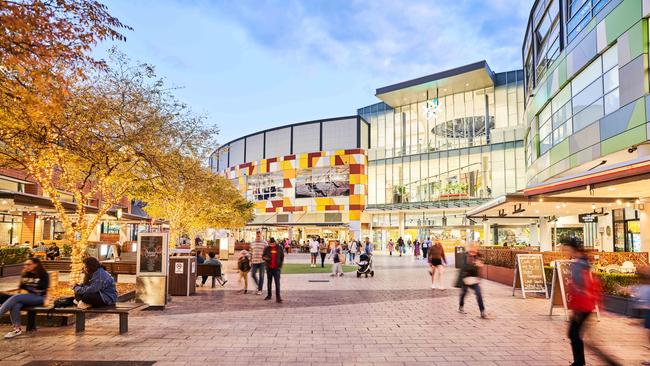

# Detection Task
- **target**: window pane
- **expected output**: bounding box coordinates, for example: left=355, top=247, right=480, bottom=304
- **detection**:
left=573, top=98, right=604, bottom=131
left=540, top=119, right=552, bottom=139
left=604, top=89, right=620, bottom=115
left=541, top=135, right=553, bottom=154
left=573, top=78, right=603, bottom=113
left=572, top=57, right=602, bottom=96
left=552, top=84, right=572, bottom=111
left=603, top=67, right=619, bottom=93
left=552, top=101, right=572, bottom=129
left=602, top=45, right=618, bottom=71
left=553, top=120, right=572, bottom=144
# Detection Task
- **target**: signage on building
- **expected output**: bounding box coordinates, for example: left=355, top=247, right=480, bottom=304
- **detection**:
left=424, top=97, right=442, bottom=120
left=578, top=213, right=598, bottom=223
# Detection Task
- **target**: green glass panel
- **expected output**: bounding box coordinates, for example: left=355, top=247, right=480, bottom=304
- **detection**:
left=601, top=124, right=647, bottom=156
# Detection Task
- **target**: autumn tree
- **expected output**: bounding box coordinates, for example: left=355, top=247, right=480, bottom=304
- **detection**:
left=140, top=154, right=254, bottom=249
left=0, top=49, right=216, bottom=281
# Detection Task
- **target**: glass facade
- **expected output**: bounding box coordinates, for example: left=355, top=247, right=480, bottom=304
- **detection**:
left=360, top=71, right=526, bottom=207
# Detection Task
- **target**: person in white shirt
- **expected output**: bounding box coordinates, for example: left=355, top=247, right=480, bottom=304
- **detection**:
left=308, top=237, right=320, bottom=268
left=348, top=241, right=358, bottom=262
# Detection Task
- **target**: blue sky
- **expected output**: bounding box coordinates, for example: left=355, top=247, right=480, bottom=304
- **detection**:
left=100, top=0, right=532, bottom=145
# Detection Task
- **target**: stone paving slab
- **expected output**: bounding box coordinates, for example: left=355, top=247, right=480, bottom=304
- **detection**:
left=0, top=254, right=649, bottom=365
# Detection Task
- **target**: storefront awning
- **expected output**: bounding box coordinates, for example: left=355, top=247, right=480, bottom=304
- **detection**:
left=465, top=193, right=631, bottom=220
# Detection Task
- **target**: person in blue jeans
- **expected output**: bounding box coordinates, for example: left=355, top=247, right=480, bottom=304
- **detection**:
left=0, top=258, right=49, bottom=339
left=73, top=257, right=117, bottom=309
left=458, top=245, right=487, bottom=319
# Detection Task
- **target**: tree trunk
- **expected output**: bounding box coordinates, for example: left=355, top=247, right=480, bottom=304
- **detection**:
left=69, top=236, right=88, bottom=284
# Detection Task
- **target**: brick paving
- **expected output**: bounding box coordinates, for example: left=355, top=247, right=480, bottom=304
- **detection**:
left=1, top=254, right=649, bottom=365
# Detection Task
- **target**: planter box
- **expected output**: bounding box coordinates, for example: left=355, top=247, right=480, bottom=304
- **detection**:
left=479, top=264, right=515, bottom=286
left=603, top=294, right=643, bottom=318
left=0, top=263, right=24, bottom=277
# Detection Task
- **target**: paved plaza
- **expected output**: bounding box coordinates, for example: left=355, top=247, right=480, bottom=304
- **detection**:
left=1, top=254, right=649, bottom=365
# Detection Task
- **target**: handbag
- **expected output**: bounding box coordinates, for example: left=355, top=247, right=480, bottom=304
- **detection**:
left=462, top=276, right=480, bottom=286
left=52, top=296, right=75, bottom=308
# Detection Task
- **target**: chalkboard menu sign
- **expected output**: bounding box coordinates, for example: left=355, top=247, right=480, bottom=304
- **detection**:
left=512, top=254, right=548, bottom=299
left=549, top=260, right=573, bottom=320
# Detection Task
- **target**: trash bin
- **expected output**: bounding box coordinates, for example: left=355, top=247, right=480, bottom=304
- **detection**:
left=455, top=246, right=466, bottom=269
left=169, top=256, right=197, bottom=296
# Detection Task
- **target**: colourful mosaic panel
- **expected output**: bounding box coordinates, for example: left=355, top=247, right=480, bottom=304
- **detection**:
left=223, top=149, right=367, bottom=221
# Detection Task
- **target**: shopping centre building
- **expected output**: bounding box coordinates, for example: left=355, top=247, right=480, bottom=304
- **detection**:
left=212, top=0, right=650, bottom=252
left=211, top=62, right=526, bottom=248
left=468, top=0, right=650, bottom=253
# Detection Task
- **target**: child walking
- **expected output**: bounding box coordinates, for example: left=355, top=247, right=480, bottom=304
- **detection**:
left=237, top=250, right=251, bottom=294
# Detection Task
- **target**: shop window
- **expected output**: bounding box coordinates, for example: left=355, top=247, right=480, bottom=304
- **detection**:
left=613, top=208, right=640, bottom=252
left=100, top=222, right=120, bottom=234
left=295, top=167, right=349, bottom=198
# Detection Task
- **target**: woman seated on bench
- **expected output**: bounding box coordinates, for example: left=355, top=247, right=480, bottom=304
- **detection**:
left=73, top=257, right=117, bottom=309
left=0, top=258, right=49, bottom=339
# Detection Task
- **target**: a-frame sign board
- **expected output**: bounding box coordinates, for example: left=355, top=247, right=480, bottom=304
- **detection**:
left=549, top=260, right=600, bottom=321
left=512, top=254, right=549, bottom=299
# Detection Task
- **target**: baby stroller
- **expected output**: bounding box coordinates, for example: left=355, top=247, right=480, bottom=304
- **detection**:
left=356, top=253, right=374, bottom=278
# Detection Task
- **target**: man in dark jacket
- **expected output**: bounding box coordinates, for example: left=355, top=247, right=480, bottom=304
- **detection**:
left=262, top=238, right=284, bottom=303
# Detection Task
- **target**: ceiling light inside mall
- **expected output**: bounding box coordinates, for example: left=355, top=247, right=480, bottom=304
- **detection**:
left=616, top=199, right=622, bottom=205
left=592, top=204, right=596, bottom=210
left=626, top=202, right=631, bottom=207
left=0, top=200, right=6, bottom=205
left=555, top=205, right=561, bottom=209
left=562, top=203, right=567, bottom=208
left=636, top=199, right=641, bottom=204
left=535, top=210, right=539, bottom=214
left=538, top=198, right=544, bottom=202
left=608, top=187, right=616, bottom=191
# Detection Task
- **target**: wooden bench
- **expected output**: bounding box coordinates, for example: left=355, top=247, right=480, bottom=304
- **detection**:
left=197, top=264, right=222, bottom=288
left=24, top=302, right=147, bottom=334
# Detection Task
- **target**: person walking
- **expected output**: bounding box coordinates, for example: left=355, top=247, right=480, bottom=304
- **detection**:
left=429, top=240, right=447, bottom=289
left=458, top=245, right=486, bottom=318
left=329, top=242, right=344, bottom=277
left=318, top=238, right=328, bottom=268
left=348, top=240, right=358, bottom=262
left=422, top=237, right=431, bottom=260
left=364, top=237, right=373, bottom=256
left=262, top=238, right=284, bottom=303
left=0, top=258, right=49, bottom=339
left=562, top=236, right=612, bottom=366
left=237, top=250, right=251, bottom=294
left=387, top=239, right=395, bottom=256
left=413, top=239, right=421, bottom=260
left=309, top=236, right=319, bottom=267
left=249, top=230, right=267, bottom=295
left=397, top=237, right=404, bottom=257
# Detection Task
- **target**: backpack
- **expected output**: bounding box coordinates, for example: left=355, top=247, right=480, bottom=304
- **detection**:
left=238, top=257, right=251, bottom=272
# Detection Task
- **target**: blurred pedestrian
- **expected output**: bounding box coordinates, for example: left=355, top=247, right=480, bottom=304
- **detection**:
left=397, top=237, right=404, bottom=257
left=414, top=239, right=421, bottom=260
left=329, top=241, right=344, bottom=277
left=562, top=237, right=618, bottom=366
left=309, top=236, right=319, bottom=268
left=422, top=237, right=431, bottom=260
left=429, top=240, right=447, bottom=289
left=237, top=250, right=251, bottom=294
left=318, top=238, right=328, bottom=268
left=458, top=244, right=486, bottom=318
left=387, top=239, right=395, bottom=256
left=349, top=240, right=358, bottom=262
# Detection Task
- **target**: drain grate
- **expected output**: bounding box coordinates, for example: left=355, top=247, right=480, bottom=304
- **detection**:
left=24, top=362, right=155, bottom=366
